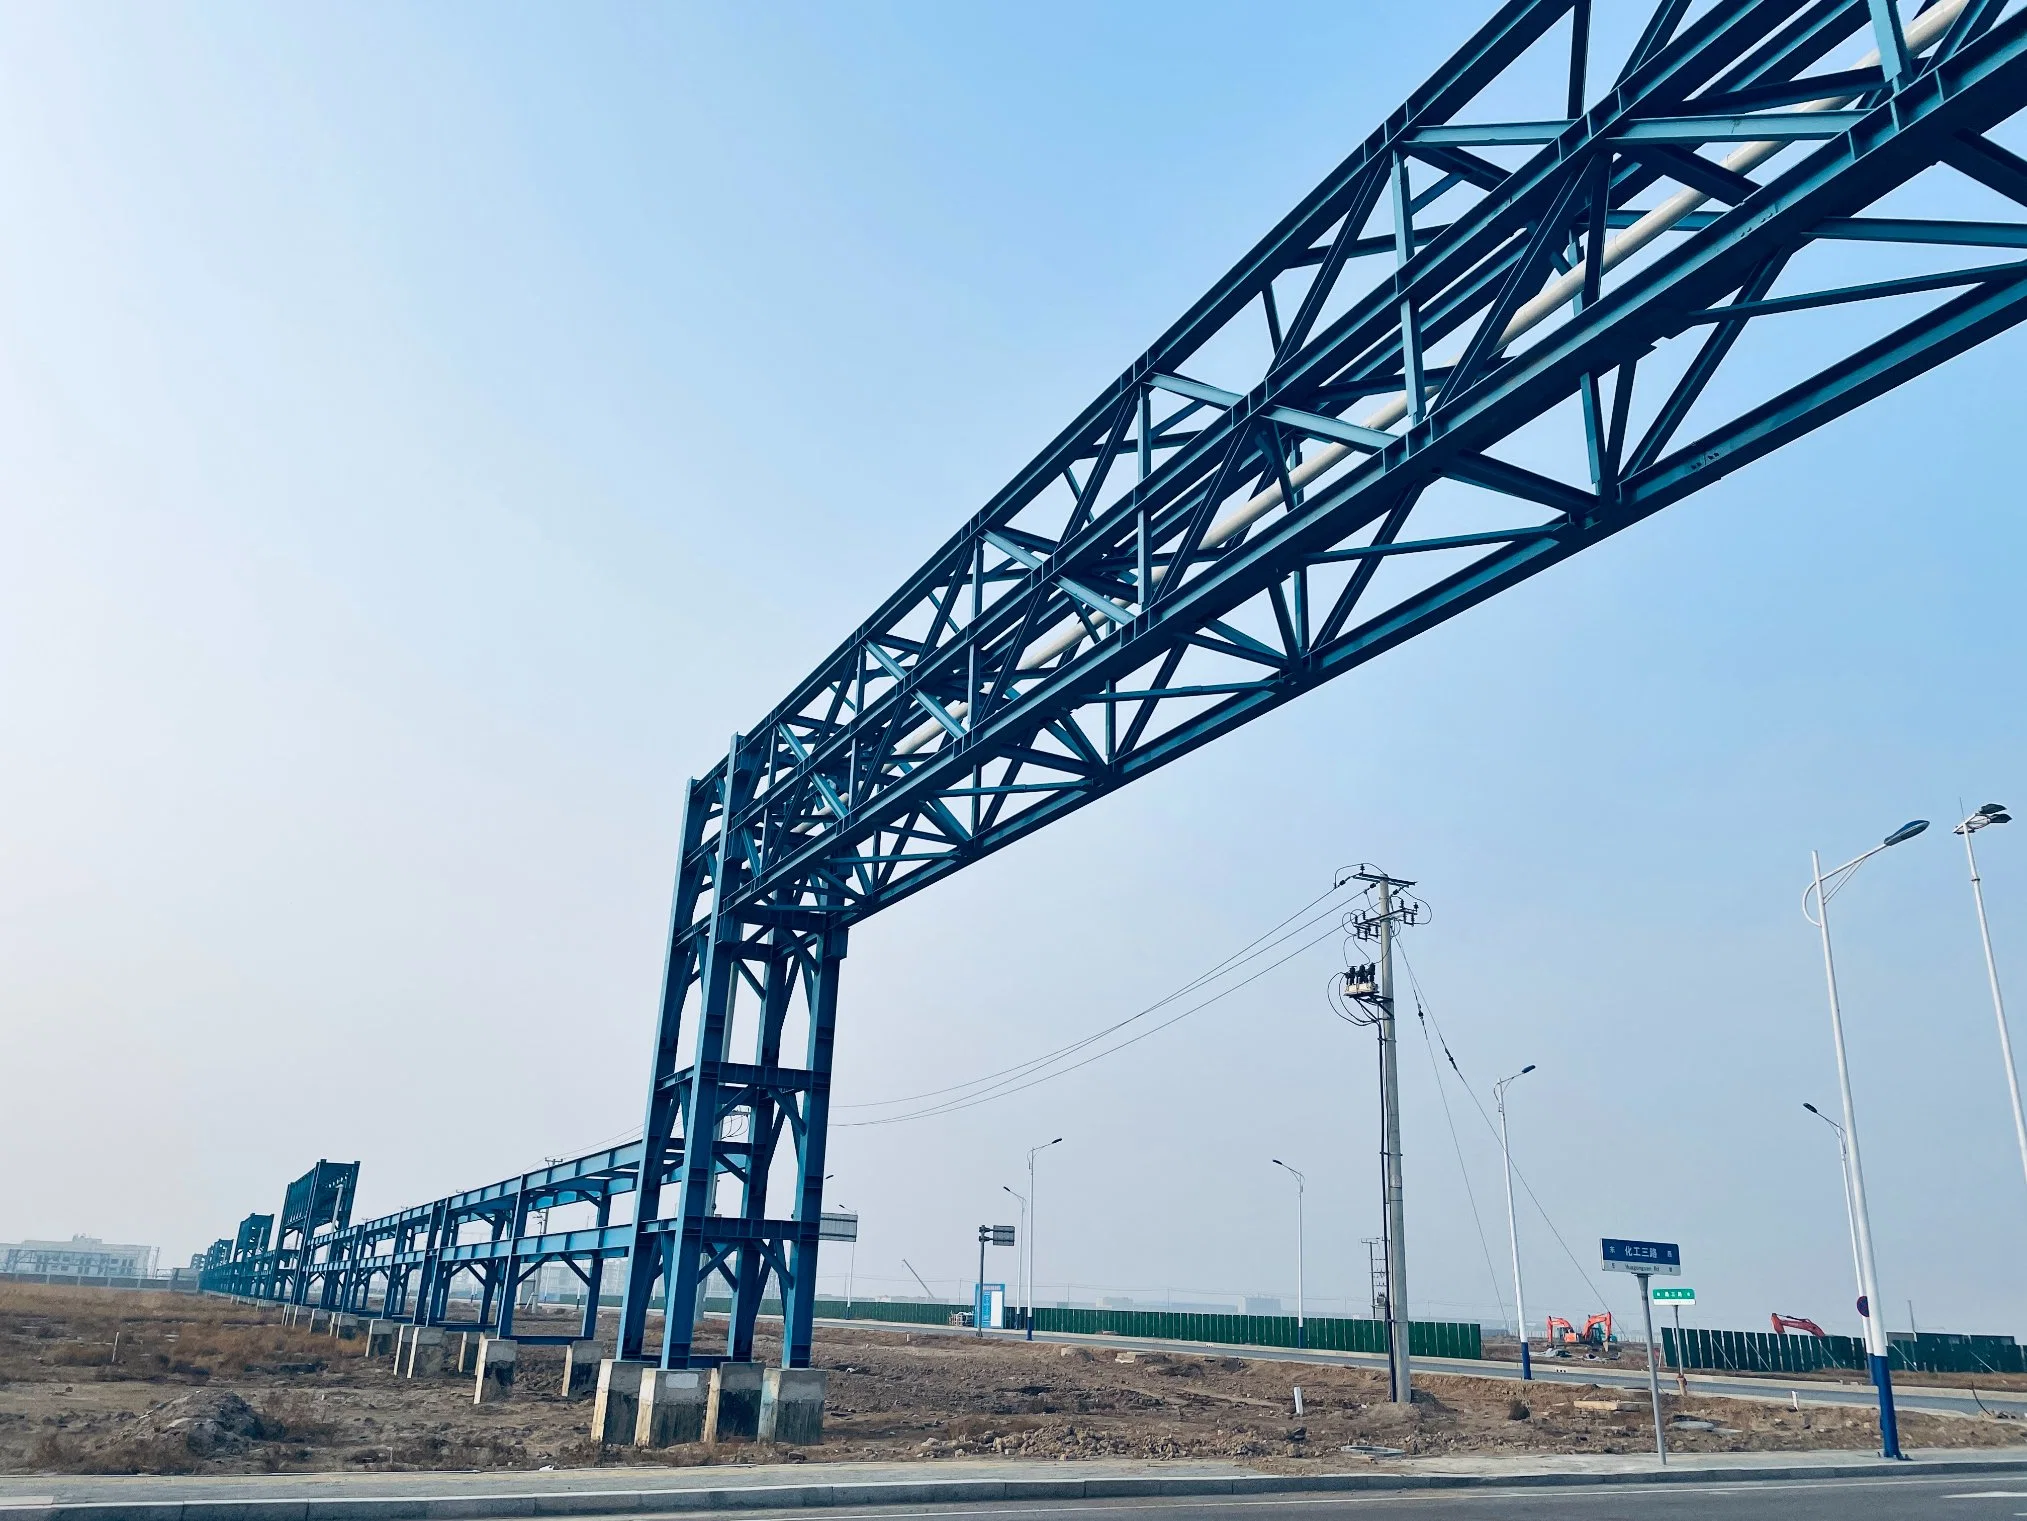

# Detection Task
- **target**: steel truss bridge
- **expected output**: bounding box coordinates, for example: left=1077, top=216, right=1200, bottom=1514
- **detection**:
left=207, top=0, right=2027, bottom=1372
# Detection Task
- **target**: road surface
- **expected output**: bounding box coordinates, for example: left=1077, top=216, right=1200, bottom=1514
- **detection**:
left=667, top=1473, right=2027, bottom=1518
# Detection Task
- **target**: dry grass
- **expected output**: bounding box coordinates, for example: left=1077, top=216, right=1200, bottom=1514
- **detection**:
left=0, top=1284, right=364, bottom=1384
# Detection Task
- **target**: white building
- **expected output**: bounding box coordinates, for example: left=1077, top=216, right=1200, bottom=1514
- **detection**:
left=0, top=1235, right=159, bottom=1278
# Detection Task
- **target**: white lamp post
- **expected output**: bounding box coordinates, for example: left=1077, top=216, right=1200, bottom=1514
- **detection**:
left=1271, top=1159, right=1306, bottom=1348
left=1802, top=1103, right=1864, bottom=1312
left=1493, top=1064, right=1536, bottom=1379
left=1025, top=1139, right=1062, bottom=1341
left=1803, top=817, right=1928, bottom=1460
left=1956, top=805, right=2027, bottom=1196
left=1002, top=1185, right=1028, bottom=1326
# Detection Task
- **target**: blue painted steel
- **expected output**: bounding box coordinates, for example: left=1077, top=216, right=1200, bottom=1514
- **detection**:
left=1602, top=1238, right=1682, bottom=1274
left=205, top=1, right=2027, bottom=1383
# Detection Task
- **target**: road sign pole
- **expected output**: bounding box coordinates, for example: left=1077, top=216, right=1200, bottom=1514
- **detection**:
left=1672, top=1304, right=1687, bottom=1395
left=976, top=1229, right=986, bottom=1339
left=1639, top=1273, right=1665, bottom=1465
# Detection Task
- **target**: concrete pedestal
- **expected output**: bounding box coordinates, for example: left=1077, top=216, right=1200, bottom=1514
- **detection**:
left=592, top=1360, right=647, bottom=1446
left=636, top=1368, right=706, bottom=1447
left=365, top=1320, right=400, bottom=1358
left=704, top=1362, right=763, bottom=1444
left=452, top=1331, right=483, bottom=1374
left=474, top=1335, right=517, bottom=1403
left=402, top=1326, right=445, bottom=1377
left=759, top=1367, right=828, bottom=1445
left=561, top=1341, right=601, bottom=1399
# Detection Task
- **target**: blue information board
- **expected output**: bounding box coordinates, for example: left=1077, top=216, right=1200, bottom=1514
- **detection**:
left=1601, top=1238, right=1681, bottom=1275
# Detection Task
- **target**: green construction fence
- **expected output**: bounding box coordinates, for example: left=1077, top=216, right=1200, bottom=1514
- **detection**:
left=1662, top=1326, right=2027, bottom=1377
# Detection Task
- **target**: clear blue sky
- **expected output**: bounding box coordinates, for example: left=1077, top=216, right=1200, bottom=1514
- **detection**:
left=3, top=1, right=2025, bottom=1340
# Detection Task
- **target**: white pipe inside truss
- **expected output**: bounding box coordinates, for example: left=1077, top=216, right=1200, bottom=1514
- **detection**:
left=889, top=2, right=1964, bottom=761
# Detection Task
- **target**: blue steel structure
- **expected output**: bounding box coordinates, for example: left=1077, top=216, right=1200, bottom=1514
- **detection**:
left=208, top=0, right=2027, bottom=1429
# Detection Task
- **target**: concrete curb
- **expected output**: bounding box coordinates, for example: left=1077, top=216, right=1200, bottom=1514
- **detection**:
left=10, top=1453, right=2027, bottom=1519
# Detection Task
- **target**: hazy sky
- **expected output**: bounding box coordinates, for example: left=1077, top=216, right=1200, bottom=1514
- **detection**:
left=4, top=1, right=2026, bottom=1344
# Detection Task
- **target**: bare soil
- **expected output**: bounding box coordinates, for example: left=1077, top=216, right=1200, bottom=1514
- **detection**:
left=1, top=1285, right=2020, bottom=1476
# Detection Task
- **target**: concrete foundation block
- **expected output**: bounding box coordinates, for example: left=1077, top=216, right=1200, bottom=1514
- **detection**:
left=561, top=1340, right=601, bottom=1399
left=403, top=1326, right=446, bottom=1378
left=635, top=1367, right=706, bottom=1447
left=365, top=1320, right=400, bottom=1358
left=474, top=1335, right=517, bottom=1404
left=332, top=1314, right=359, bottom=1340
left=759, top=1367, right=828, bottom=1446
left=704, top=1361, right=763, bottom=1444
left=592, top=1360, right=648, bottom=1446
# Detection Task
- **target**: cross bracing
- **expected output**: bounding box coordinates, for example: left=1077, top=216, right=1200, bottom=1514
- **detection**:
left=208, top=0, right=2027, bottom=1373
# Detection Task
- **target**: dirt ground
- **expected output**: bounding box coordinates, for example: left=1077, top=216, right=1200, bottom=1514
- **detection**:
left=2, top=1285, right=2022, bottom=1476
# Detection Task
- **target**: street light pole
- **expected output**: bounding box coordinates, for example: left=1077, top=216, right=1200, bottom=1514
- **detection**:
left=1803, top=1104, right=1864, bottom=1315
left=1494, top=1065, right=1537, bottom=1380
left=1272, top=1160, right=1306, bottom=1348
left=1957, top=806, right=2027, bottom=1196
left=1025, top=1139, right=1062, bottom=1341
left=1003, top=1186, right=1028, bottom=1328
left=1804, top=819, right=1927, bottom=1460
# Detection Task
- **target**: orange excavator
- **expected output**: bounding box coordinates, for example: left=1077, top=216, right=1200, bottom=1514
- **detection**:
left=1771, top=1313, right=1828, bottom=1337
left=1544, top=1312, right=1615, bottom=1356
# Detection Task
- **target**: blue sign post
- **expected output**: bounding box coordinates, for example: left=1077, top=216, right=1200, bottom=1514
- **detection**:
left=1603, top=1239, right=1680, bottom=1465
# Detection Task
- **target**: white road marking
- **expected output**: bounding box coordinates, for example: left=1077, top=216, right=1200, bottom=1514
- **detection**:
left=634, top=1473, right=2027, bottom=1519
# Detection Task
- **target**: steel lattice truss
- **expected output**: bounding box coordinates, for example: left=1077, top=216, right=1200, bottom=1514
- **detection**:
left=701, top=0, right=2027, bottom=932
left=208, top=0, right=2027, bottom=1373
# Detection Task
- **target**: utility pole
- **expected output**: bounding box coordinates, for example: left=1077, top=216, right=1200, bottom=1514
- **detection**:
left=1376, top=877, right=1411, bottom=1403
left=1344, top=870, right=1421, bottom=1404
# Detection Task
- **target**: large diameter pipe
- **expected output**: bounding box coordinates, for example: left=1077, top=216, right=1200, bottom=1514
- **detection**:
left=889, top=4, right=1963, bottom=759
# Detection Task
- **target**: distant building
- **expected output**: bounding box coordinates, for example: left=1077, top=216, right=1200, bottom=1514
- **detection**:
left=0, top=1235, right=158, bottom=1278
left=1243, top=1296, right=1283, bottom=1316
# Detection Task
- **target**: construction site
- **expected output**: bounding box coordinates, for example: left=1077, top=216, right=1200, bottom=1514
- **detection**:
left=5, top=1285, right=2025, bottom=1478
left=11, top=0, right=2027, bottom=1513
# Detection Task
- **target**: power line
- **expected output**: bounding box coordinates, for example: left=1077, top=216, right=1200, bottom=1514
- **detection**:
left=840, top=921, right=1344, bottom=1126
left=834, top=875, right=1360, bottom=1121
left=1415, top=996, right=1512, bottom=1331
left=1394, top=940, right=1608, bottom=1316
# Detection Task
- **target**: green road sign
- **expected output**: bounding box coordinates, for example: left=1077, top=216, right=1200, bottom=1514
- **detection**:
left=1651, top=1286, right=1695, bottom=1302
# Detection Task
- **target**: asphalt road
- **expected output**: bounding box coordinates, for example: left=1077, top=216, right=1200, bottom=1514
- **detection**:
left=661, top=1474, right=2027, bottom=1518
left=868, top=1321, right=2027, bottom=1421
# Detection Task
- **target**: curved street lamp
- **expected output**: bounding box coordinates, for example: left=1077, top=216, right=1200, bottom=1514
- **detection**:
left=1801, top=1103, right=1864, bottom=1315
left=1025, top=1139, right=1063, bottom=1340
left=1271, top=1159, right=1307, bottom=1348
left=1493, top=1065, right=1537, bottom=1379
left=1802, top=818, right=1927, bottom=1460
left=1956, top=806, right=2026, bottom=1200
